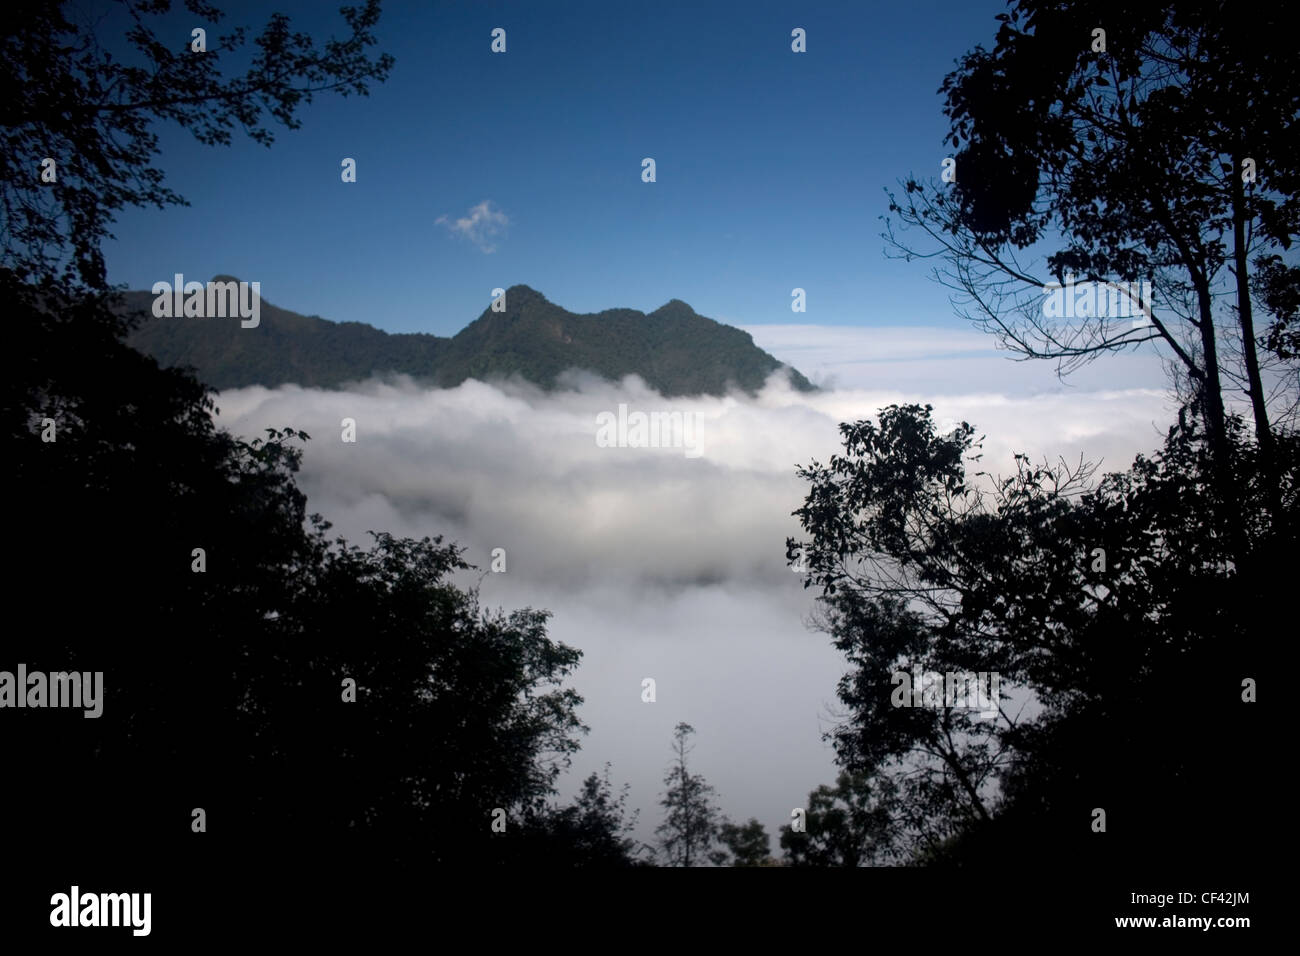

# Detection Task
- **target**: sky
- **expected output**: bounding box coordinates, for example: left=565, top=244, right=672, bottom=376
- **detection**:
left=105, top=0, right=1032, bottom=335
left=98, top=0, right=1190, bottom=852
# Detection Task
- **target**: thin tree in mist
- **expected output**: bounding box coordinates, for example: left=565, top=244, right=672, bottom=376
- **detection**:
left=655, top=722, right=724, bottom=867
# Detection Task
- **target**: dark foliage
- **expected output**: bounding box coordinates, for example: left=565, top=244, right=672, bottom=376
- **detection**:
left=789, top=402, right=1288, bottom=867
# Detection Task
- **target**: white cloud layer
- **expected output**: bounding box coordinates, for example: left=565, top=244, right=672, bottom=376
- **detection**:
left=211, top=356, right=1180, bottom=849
left=746, top=323, right=1175, bottom=396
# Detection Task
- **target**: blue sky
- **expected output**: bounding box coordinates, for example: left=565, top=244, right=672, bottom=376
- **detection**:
left=104, top=0, right=1012, bottom=336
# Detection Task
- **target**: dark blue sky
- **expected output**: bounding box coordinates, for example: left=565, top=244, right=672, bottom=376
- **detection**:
left=105, top=0, right=1008, bottom=335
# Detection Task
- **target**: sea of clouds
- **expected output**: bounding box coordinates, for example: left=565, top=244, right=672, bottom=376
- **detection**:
left=210, top=327, right=1178, bottom=851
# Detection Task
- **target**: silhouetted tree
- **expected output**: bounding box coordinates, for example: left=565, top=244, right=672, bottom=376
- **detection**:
left=1254, top=253, right=1300, bottom=362
left=506, top=766, right=651, bottom=867
left=1, top=1, right=393, bottom=294
left=235, top=529, right=587, bottom=865
left=3, top=2, right=599, bottom=872
left=788, top=402, right=1290, bottom=867
left=713, top=818, right=773, bottom=867
left=779, top=773, right=899, bottom=867
left=4, top=276, right=591, bottom=866
left=883, top=1, right=1300, bottom=495
left=868, top=2, right=1295, bottom=870
left=656, top=722, right=723, bottom=867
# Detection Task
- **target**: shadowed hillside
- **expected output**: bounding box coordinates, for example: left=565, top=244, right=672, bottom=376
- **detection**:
left=122, top=281, right=815, bottom=396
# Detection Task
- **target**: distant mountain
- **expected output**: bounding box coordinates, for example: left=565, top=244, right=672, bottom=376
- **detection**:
left=120, top=280, right=815, bottom=396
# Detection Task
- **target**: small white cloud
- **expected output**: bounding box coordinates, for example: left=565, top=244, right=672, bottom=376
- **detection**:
left=435, top=199, right=510, bottom=253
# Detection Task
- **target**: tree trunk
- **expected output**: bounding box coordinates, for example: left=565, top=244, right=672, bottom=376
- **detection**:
left=1192, top=279, right=1233, bottom=475
left=1231, top=153, right=1278, bottom=512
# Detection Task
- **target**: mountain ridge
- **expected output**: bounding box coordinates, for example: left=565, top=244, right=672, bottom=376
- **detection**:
left=121, top=281, right=816, bottom=397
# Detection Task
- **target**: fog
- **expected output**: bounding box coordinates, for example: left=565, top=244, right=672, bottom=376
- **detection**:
left=210, top=335, right=1177, bottom=848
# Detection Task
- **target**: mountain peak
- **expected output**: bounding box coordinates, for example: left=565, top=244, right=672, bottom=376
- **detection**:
left=654, top=298, right=697, bottom=316
left=504, top=284, right=547, bottom=303
left=123, top=283, right=817, bottom=396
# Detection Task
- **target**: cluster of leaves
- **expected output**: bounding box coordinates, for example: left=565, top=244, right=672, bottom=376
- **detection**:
left=886, top=0, right=1300, bottom=485
left=508, top=766, right=652, bottom=867
left=1, top=0, right=393, bottom=295
left=778, top=773, right=898, bottom=867
left=787, top=402, right=1289, bottom=866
